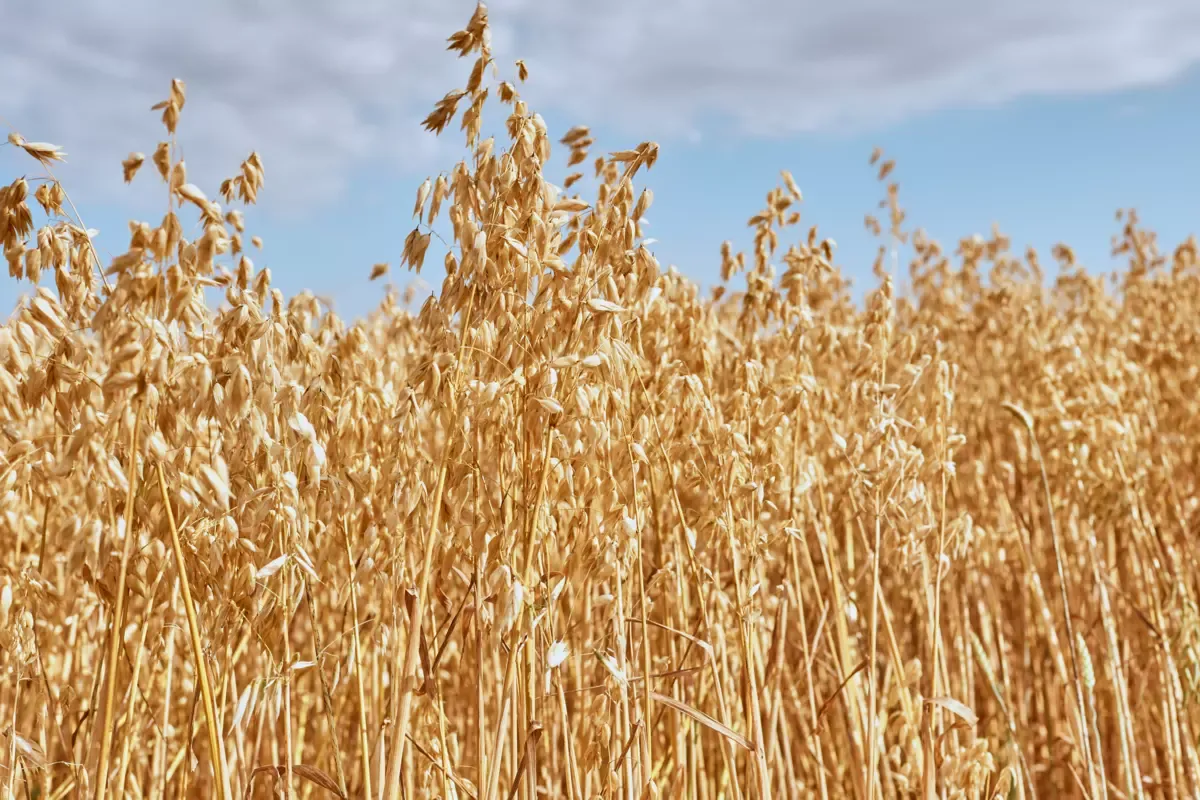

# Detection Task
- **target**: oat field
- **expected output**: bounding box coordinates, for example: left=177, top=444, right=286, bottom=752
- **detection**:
left=2, top=4, right=1199, bottom=799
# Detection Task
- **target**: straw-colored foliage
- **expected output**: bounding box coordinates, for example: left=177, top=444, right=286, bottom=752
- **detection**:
left=2, top=4, right=1199, bottom=798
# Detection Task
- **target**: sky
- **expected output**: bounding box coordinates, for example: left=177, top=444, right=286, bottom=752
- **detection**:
left=2, top=0, right=1199, bottom=321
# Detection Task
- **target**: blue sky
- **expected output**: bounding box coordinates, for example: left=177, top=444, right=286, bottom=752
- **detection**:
left=3, top=0, right=1199, bottom=320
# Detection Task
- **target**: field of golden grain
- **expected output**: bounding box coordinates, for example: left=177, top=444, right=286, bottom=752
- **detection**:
left=2, top=4, right=1199, bottom=799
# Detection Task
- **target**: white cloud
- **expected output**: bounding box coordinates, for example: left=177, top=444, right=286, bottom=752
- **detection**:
left=2, top=0, right=1199, bottom=215
left=498, top=0, right=1200, bottom=137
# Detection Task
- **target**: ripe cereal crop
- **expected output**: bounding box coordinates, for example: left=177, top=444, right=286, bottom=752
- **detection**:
left=1, top=3, right=1199, bottom=799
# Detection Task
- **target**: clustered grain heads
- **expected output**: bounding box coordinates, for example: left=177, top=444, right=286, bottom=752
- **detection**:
left=1, top=3, right=1199, bottom=799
